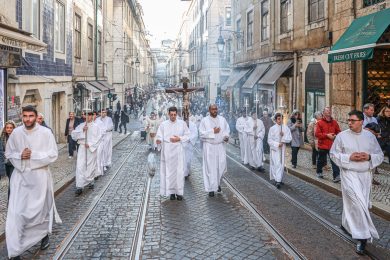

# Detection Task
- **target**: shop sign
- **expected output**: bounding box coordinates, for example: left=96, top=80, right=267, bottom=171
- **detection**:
left=0, top=44, right=22, bottom=67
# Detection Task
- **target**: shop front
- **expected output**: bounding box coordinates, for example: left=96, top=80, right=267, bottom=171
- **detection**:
left=305, top=62, right=326, bottom=125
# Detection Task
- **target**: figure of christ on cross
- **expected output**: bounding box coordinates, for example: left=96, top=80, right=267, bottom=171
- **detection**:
left=165, top=77, right=204, bottom=124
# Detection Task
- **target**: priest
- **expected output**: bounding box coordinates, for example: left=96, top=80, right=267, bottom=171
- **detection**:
left=330, top=110, right=383, bottom=255
left=184, top=119, right=198, bottom=179
left=94, top=111, right=107, bottom=177
left=5, top=106, right=61, bottom=259
left=96, top=109, right=114, bottom=171
left=235, top=110, right=248, bottom=163
left=267, top=113, right=292, bottom=189
left=199, top=104, right=230, bottom=197
left=72, top=111, right=103, bottom=195
left=248, top=111, right=266, bottom=172
left=156, top=106, right=190, bottom=201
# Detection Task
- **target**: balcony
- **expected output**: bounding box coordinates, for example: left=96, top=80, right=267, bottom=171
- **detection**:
left=363, top=0, right=385, bottom=7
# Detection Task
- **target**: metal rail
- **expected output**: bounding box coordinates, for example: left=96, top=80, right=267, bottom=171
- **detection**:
left=53, top=138, right=141, bottom=260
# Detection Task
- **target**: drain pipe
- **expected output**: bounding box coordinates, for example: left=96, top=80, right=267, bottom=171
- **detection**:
left=293, top=51, right=297, bottom=110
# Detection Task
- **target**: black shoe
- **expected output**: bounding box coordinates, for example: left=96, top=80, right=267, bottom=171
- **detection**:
left=88, top=183, right=94, bottom=190
left=340, top=225, right=351, bottom=236
left=217, top=186, right=221, bottom=192
left=94, top=176, right=99, bottom=180
left=250, top=166, right=256, bottom=170
left=356, top=240, right=366, bottom=255
left=176, top=195, right=183, bottom=201
left=209, top=192, right=215, bottom=197
left=75, top=188, right=82, bottom=196
left=11, top=256, right=21, bottom=260
left=276, top=182, right=281, bottom=189
left=258, top=167, right=266, bottom=173
left=292, top=165, right=297, bottom=169
left=41, top=234, right=50, bottom=250
left=170, top=194, right=176, bottom=200
left=185, top=176, right=189, bottom=180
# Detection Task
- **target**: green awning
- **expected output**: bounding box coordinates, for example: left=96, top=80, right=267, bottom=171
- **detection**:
left=328, top=8, right=390, bottom=63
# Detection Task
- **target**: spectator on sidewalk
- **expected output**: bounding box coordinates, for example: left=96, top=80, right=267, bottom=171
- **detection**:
left=307, top=112, right=322, bottom=169
left=315, top=107, right=341, bottom=182
left=119, top=110, right=129, bottom=135
left=37, top=113, right=52, bottom=132
left=260, top=110, right=274, bottom=154
left=288, top=110, right=304, bottom=169
left=65, top=112, right=82, bottom=159
left=330, top=110, right=383, bottom=255
left=377, top=105, right=390, bottom=158
left=1, top=120, right=16, bottom=200
left=113, top=110, right=120, bottom=132
left=80, top=111, right=86, bottom=123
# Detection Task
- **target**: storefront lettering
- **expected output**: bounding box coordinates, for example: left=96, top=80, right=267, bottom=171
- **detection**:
left=0, top=35, right=44, bottom=52
left=333, top=51, right=368, bottom=61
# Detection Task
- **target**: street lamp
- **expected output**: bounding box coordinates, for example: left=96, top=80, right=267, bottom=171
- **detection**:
left=216, top=28, right=225, bottom=54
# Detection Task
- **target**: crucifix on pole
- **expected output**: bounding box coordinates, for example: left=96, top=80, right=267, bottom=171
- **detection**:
left=165, top=70, right=204, bottom=124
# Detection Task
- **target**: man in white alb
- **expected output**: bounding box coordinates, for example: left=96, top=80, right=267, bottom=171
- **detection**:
left=235, top=110, right=248, bottom=163
left=184, top=119, right=198, bottom=179
left=247, top=111, right=266, bottom=172
left=96, top=109, right=114, bottom=171
left=330, top=110, right=383, bottom=255
left=268, top=113, right=292, bottom=189
left=199, top=104, right=230, bottom=197
left=156, top=106, right=190, bottom=201
left=5, top=106, right=61, bottom=259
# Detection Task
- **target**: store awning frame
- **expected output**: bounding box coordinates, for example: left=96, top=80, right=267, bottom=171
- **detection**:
left=76, top=82, right=102, bottom=93
left=242, top=63, right=271, bottom=89
left=221, top=68, right=250, bottom=90
left=328, top=8, right=390, bottom=63
left=258, top=60, right=293, bottom=86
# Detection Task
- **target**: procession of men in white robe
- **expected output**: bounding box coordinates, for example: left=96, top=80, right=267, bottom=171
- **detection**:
left=235, top=112, right=248, bottom=163
left=184, top=120, right=198, bottom=178
left=97, top=111, right=114, bottom=170
left=247, top=112, right=266, bottom=171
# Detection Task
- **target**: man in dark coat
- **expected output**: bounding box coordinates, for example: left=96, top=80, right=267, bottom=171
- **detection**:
left=65, top=112, right=82, bottom=158
left=119, top=110, right=129, bottom=134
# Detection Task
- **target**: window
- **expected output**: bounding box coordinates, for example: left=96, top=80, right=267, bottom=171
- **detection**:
left=236, top=18, right=242, bottom=51
left=280, top=0, right=291, bottom=34
left=309, top=0, right=324, bottom=22
left=97, top=30, right=102, bottom=63
left=74, top=14, right=81, bottom=58
left=88, top=23, right=93, bottom=62
left=247, top=10, right=254, bottom=47
left=22, top=0, right=40, bottom=39
left=225, top=7, right=232, bottom=26
left=363, top=0, right=385, bottom=7
left=261, top=0, right=269, bottom=41
left=54, top=1, right=65, bottom=53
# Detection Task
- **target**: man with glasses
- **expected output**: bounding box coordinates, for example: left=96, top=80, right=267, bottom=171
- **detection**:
left=315, top=107, right=341, bottom=182
left=330, top=110, right=383, bottom=255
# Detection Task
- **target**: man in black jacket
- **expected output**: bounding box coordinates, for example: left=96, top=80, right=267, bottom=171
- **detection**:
left=65, top=112, right=81, bottom=158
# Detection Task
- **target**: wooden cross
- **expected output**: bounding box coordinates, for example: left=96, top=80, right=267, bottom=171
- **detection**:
left=165, top=76, right=204, bottom=124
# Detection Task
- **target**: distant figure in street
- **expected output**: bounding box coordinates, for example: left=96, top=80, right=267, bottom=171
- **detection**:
left=199, top=104, right=230, bottom=197
left=268, top=113, right=292, bottom=189
left=65, top=112, right=81, bottom=159
left=72, top=111, right=103, bottom=195
left=96, top=109, right=114, bottom=171
left=287, top=110, right=304, bottom=169
left=146, top=112, right=159, bottom=150
left=116, top=100, right=121, bottom=112
left=315, top=106, right=341, bottom=182
left=236, top=110, right=248, bottom=163
left=119, top=110, right=129, bottom=135
left=156, top=106, right=190, bottom=201
left=184, top=119, right=198, bottom=179
left=247, top=111, right=266, bottom=172
left=113, top=110, right=120, bottom=131
left=330, top=110, right=383, bottom=255
left=261, top=111, right=274, bottom=154
left=5, top=106, right=61, bottom=258
left=1, top=120, right=16, bottom=200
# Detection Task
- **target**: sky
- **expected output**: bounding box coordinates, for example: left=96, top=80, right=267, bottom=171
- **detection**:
left=138, top=0, right=190, bottom=48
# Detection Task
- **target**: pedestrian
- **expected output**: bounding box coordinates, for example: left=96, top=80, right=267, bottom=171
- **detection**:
left=113, top=110, right=120, bottom=131
left=260, top=110, right=274, bottom=154
left=306, top=111, right=322, bottom=169
left=156, top=106, right=190, bottom=201
left=268, top=113, right=292, bottom=189
left=199, top=104, right=230, bottom=197
left=1, top=120, right=16, bottom=200
left=377, top=105, right=390, bottom=158
left=37, top=113, right=53, bottom=132
left=287, top=110, right=304, bottom=168
left=119, top=110, right=129, bottom=135
left=247, top=111, right=266, bottom=172
left=330, top=110, right=383, bottom=255
left=116, top=100, right=121, bottom=112
left=71, top=111, right=103, bottom=195
left=96, top=109, right=114, bottom=171
left=5, top=106, right=61, bottom=259
left=65, top=112, right=81, bottom=159
left=184, top=119, right=198, bottom=179
left=236, top=110, right=249, bottom=164
left=315, top=106, right=341, bottom=182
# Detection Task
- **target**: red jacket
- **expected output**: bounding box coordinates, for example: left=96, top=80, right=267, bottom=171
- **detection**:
left=315, top=117, right=341, bottom=150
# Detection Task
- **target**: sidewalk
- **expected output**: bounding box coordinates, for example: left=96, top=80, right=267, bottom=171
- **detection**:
left=0, top=131, right=129, bottom=241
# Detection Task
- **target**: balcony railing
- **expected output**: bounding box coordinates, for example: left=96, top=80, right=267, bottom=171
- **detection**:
left=363, top=0, right=385, bottom=7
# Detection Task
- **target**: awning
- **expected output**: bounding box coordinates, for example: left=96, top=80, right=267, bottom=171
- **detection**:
left=0, top=23, right=47, bottom=52
left=242, top=63, right=271, bottom=89
left=221, top=69, right=250, bottom=90
left=96, top=80, right=115, bottom=91
left=328, top=8, right=390, bottom=63
left=258, top=60, right=293, bottom=85
left=76, top=82, right=101, bottom=93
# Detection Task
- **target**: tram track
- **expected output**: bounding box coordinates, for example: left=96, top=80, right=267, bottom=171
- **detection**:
left=53, top=136, right=146, bottom=260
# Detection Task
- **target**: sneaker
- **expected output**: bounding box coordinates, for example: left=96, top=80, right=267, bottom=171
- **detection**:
left=41, top=234, right=50, bottom=250
left=68, top=156, right=73, bottom=159
left=317, top=173, right=324, bottom=179
left=103, top=166, right=108, bottom=172
left=333, top=176, right=341, bottom=183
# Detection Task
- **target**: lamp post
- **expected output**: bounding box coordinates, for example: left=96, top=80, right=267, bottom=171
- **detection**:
left=135, top=57, right=140, bottom=101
